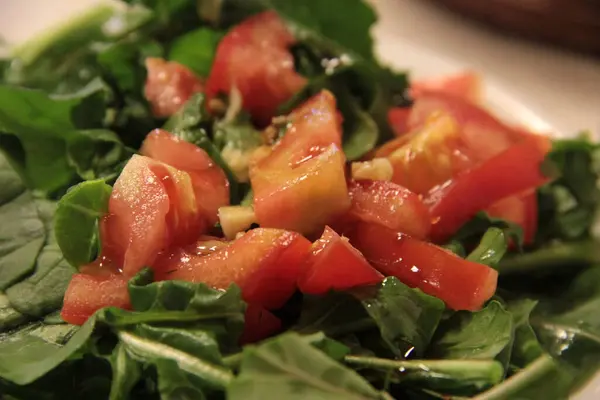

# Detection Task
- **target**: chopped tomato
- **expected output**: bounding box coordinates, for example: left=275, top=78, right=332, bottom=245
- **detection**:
left=240, top=305, right=282, bottom=344
left=346, top=180, right=430, bottom=239
left=99, top=155, right=211, bottom=277
left=298, top=227, right=383, bottom=295
left=156, top=228, right=311, bottom=309
left=61, top=269, right=131, bottom=325
left=206, top=11, right=306, bottom=125
left=250, top=91, right=351, bottom=235
left=387, top=107, right=412, bottom=137
left=349, top=223, right=498, bottom=311
left=487, top=192, right=538, bottom=245
left=411, top=71, right=482, bottom=104
left=427, top=135, right=551, bottom=242
left=141, top=129, right=229, bottom=227
left=384, top=92, right=524, bottom=195
left=387, top=71, right=482, bottom=137
left=145, top=58, right=204, bottom=118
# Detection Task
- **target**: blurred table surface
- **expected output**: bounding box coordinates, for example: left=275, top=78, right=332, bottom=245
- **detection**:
left=1, top=0, right=599, bottom=136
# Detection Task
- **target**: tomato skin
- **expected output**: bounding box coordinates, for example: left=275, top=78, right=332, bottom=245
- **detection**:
left=298, top=227, right=383, bottom=295
left=427, top=135, right=551, bottom=242
left=346, top=180, right=431, bottom=239
left=240, top=305, right=282, bottom=344
left=206, top=11, right=306, bottom=125
left=349, top=223, right=498, bottom=311
left=487, top=192, right=538, bottom=245
left=411, top=71, right=481, bottom=104
left=141, top=129, right=230, bottom=227
left=156, top=228, right=311, bottom=309
left=251, top=91, right=350, bottom=235
left=388, top=107, right=412, bottom=137
left=61, top=271, right=131, bottom=325
left=145, top=58, right=204, bottom=118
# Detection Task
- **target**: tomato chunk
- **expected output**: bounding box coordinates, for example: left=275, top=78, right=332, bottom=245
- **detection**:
left=61, top=270, right=131, bottom=325
left=387, top=107, right=412, bottom=137
left=346, top=180, right=431, bottom=239
left=206, top=11, right=306, bottom=125
left=427, top=135, right=551, bottom=242
left=240, top=305, right=282, bottom=344
left=156, top=228, right=311, bottom=309
left=145, top=58, right=204, bottom=118
left=141, top=129, right=229, bottom=227
left=251, top=91, right=351, bottom=235
left=298, top=227, right=383, bottom=295
left=411, top=71, right=482, bottom=104
left=487, top=192, right=538, bottom=245
left=349, top=223, right=497, bottom=311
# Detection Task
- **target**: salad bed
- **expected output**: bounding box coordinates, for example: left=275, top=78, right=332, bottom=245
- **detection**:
left=0, top=1, right=600, bottom=399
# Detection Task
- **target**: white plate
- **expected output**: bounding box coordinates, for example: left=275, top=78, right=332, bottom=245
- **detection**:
left=0, top=0, right=597, bottom=398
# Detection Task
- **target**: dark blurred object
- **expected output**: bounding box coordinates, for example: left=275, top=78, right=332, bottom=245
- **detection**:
left=429, top=0, right=600, bottom=55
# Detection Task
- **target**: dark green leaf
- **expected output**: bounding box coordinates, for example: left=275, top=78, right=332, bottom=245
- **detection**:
left=450, top=212, right=524, bottom=251
left=168, top=28, right=223, bottom=77
left=155, top=359, right=208, bottom=399
left=108, top=343, right=143, bottom=400
left=428, top=301, right=513, bottom=363
left=54, top=180, right=112, bottom=268
left=505, top=299, right=543, bottom=369
left=0, top=294, right=28, bottom=332
left=360, top=277, right=445, bottom=357
left=227, top=332, right=385, bottom=399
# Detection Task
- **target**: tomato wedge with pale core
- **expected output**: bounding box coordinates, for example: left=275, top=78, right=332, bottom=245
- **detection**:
left=387, top=71, right=482, bottom=137
left=156, top=228, right=311, bottom=309
left=426, top=135, right=551, bottom=242
left=141, top=128, right=230, bottom=227
left=487, top=192, right=538, bottom=245
left=206, top=11, right=306, bottom=125
left=145, top=58, right=204, bottom=118
left=250, top=91, right=351, bottom=235
left=349, top=223, right=498, bottom=311
left=298, top=226, right=383, bottom=295
left=346, top=180, right=431, bottom=239
left=61, top=268, right=131, bottom=325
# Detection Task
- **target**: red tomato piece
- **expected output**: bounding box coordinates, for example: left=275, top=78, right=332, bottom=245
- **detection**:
left=346, top=180, right=431, bottom=239
left=251, top=91, right=351, bottom=235
left=156, top=228, right=311, bottom=309
left=145, top=58, right=204, bottom=118
left=99, top=155, right=207, bottom=277
left=206, top=11, right=306, bottom=125
left=487, top=192, right=538, bottom=245
left=349, top=223, right=498, bottom=311
left=388, top=107, right=412, bottom=137
left=61, top=270, right=131, bottom=325
left=240, top=305, right=282, bottom=344
left=426, top=135, right=551, bottom=242
left=141, top=129, right=229, bottom=227
left=298, top=226, right=383, bottom=295
left=411, top=71, right=482, bottom=104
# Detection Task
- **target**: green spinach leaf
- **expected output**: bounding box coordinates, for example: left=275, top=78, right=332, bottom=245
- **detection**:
left=168, top=28, right=223, bottom=77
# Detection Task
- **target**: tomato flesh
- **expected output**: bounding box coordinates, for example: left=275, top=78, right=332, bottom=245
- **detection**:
left=206, top=11, right=306, bottom=125
left=349, top=223, right=498, bottom=311
left=346, top=180, right=431, bottom=239
left=156, top=228, right=311, bottom=309
left=145, top=58, right=204, bottom=118
left=61, top=269, right=131, bottom=325
left=298, top=227, right=383, bottom=295
left=141, top=129, right=230, bottom=227
left=411, top=71, right=482, bottom=104
left=487, top=192, right=538, bottom=245
left=251, top=91, right=350, bottom=235
left=240, top=305, right=282, bottom=344
left=427, top=135, right=551, bottom=242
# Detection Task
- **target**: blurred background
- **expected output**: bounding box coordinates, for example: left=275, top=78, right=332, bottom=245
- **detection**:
left=0, top=0, right=599, bottom=135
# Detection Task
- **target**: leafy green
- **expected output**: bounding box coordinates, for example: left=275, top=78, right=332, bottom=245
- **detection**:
left=54, top=180, right=112, bottom=268
left=0, top=81, right=130, bottom=194
left=466, top=227, right=508, bottom=268
left=168, top=28, right=223, bottom=77
left=450, top=212, right=524, bottom=251
left=536, top=136, right=600, bottom=243
left=428, top=301, right=513, bottom=363
left=228, top=332, right=387, bottom=399
left=505, top=299, right=543, bottom=370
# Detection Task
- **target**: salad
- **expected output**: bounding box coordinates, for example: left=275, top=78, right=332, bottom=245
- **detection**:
left=0, top=1, right=599, bottom=399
